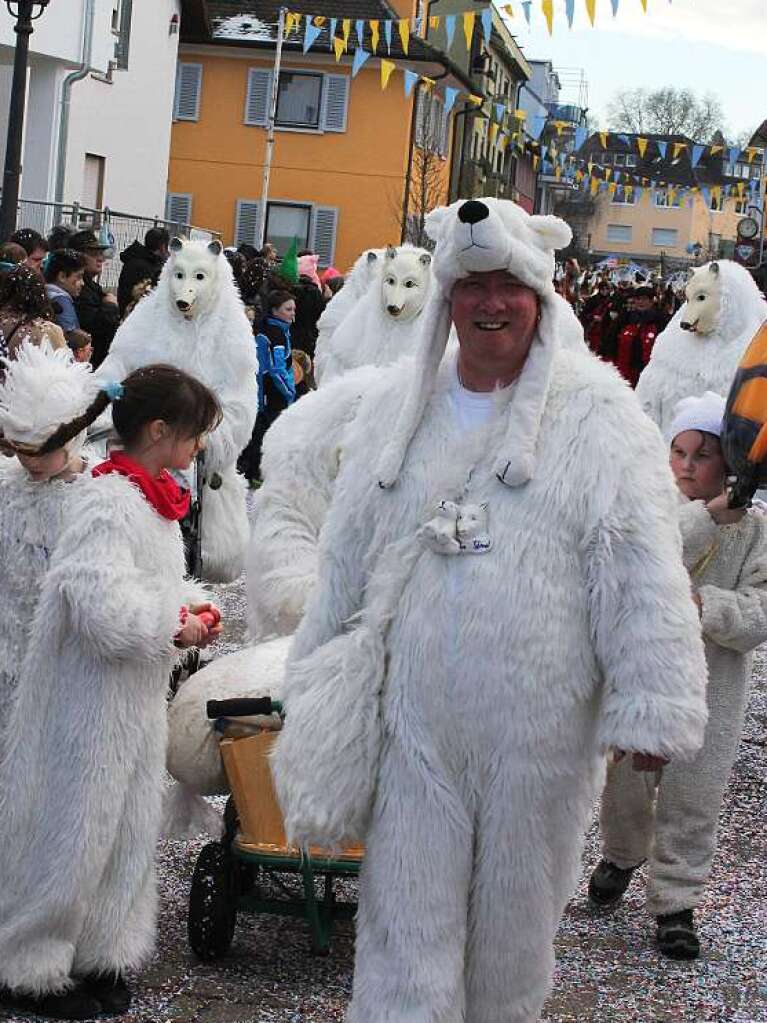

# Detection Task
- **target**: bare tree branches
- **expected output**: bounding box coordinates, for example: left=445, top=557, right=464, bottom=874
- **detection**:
left=403, top=91, right=449, bottom=248
left=606, top=87, right=725, bottom=142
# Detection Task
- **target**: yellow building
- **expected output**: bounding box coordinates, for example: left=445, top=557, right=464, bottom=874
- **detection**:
left=170, top=0, right=473, bottom=269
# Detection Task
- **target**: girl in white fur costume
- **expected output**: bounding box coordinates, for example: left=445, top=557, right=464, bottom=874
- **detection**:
left=0, top=365, right=221, bottom=1020
left=97, top=238, right=258, bottom=583
left=0, top=343, right=99, bottom=748
left=272, top=198, right=708, bottom=1023
left=636, top=259, right=767, bottom=438
left=591, top=392, right=767, bottom=960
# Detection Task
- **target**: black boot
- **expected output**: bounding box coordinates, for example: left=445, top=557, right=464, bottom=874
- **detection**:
left=656, top=909, right=700, bottom=960
left=588, top=858, right=639, bottom=907
left=1, top=983, right=102, bottom=1020
left=80, top=971, right=133, bottom=1014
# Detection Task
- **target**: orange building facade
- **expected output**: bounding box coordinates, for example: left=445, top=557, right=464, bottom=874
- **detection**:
left=167, top=7, right=469, bottom=270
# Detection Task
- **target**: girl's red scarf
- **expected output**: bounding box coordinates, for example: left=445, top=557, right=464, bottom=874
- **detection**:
left=92, top=451, right=191, bottom=521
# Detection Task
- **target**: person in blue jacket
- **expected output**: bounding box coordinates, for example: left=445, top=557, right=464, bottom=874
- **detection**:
left=44, top=249, right=87, bottom=334
left=238, top=289, right=296, bottom=483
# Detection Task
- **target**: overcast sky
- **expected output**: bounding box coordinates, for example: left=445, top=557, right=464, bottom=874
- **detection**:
left=503, top=0, right=767, bottom=140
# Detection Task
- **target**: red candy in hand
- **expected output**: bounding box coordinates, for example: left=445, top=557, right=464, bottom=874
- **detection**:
left=198, top=609, right=221, bottom=629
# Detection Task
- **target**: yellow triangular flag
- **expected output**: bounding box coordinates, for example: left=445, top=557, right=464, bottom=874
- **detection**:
left=514, top=108, right=527, bottom=120
left=599, top=132, right=608, bottom=148
left=640, top=0, right=647, bottom=10
left=463, top=12, right=475, bottom=49
left=333, top=35, right=345, bottom=61
left=429, top=15, right=440, bottom=28
left=313, top=16, right=326, bottom=26
left=489, top=123, right=499, bottom=144
left=502, top=3, right=514, bottom=16
left=468, top=94, right=483, bottom=106
left=590, top=176, right=599, bottom=196
left=585, top=0, right=596, bottom=26
left=555, top=165, right=562, bottom=180
left=746, top=148, right=757, bottom=163
left=533, top=155, right=540, bottom=171
left=398, top=19, right=409, bottom=54
left=380, top=59, right=395, bottom=89
left=421, top=76, right=436, bottom=92
left=637, top=137, right=648, bottom=158
left=608, top=181, right=617, bottom=196
left=710, top=144, right=723, bottom=156
left=673, top=142, right=686, bottom=159
left=626, top=185, right=634, bottom=201
left=587, top=160, right=594, bottom=174
left=542, top=0, right=554, bottom=34
left=737, top=181, right=746, bottom=198
left=500, top=134, right=510, bottom=151
left=370, top=20, right=379, bottom=52
left=342, top=18, right=351, bottom=49
left=284, top=11, right=298, bottom=36
left=604, top=167, right=612, bottom=180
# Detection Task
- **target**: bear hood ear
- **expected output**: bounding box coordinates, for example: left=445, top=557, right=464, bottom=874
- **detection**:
left=208, top=239, right=223, bottom=257
left=528, top=215, right=572, bottom=252
left=425, top=205, right=449, bottom=240
left=170, top=236, right=184, bottom=253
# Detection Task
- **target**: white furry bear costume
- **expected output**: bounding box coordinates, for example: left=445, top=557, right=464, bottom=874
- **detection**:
left=0, top=453, right=208, bottom=995
left=272, top=198, right=708, bottom=1023
left=636, top=260, right=767, bottom=438
left=98, top=238, right=257, bottom=582
left=0, top=344, right=99, bottom=748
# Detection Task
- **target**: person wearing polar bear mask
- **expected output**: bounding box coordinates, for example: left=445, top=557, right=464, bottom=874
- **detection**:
left=97, top=237, right=257, bottom=582
left=637, top=259, right=767, bottom=438
left=273, top=197, right=707, bottom=1023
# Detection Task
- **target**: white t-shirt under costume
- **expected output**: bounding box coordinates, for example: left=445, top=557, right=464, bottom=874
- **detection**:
left=449, top=362, right=515, bottom=431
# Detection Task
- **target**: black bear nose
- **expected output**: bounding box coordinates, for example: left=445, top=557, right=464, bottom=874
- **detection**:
left=458, top=200, right=489, bottom=225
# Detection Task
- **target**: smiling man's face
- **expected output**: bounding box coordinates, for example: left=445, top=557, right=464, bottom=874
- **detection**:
left=451, top=270, right=539, bottom=369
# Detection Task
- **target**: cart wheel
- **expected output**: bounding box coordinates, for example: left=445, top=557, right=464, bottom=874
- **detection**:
left=188, top=842, right=236, bottom=960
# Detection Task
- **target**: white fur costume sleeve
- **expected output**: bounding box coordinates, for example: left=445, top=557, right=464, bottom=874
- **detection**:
left=97, top=243, right=258, bottom=582
left=246, top=363, right=385, bottom=640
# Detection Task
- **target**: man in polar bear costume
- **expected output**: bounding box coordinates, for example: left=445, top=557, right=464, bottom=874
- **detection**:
left=97, top=237, right=257, bottom=582
left=312, top=248, right=383, bottom=380
left=272, top=198, right=708, bottom=1023
left=637, top=259, right=767, bottom=437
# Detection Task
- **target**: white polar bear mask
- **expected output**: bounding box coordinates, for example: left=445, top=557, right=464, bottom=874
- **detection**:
left=168, top=237, right=225, bottom=319
left=381, top=246, right=432, bottom=322
left=680, top=262, right=723, bottom=336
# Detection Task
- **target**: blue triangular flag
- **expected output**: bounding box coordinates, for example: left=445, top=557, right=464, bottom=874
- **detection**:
left=521, top=1, right=532, bottom=25
left=329, top=18, right=337, bottom=45
left=657, top=141, right=668, bottom=159
left=303, top=17, right=323, bottom=53
left=729, top=146, right=740, bottom=165
left=616, top=133, right=630, bottom=145
left=530, top=115, right=546, bottom=141
left=384, top=19, right=392, bottom=53
left=352, top=47, right=371, bottom=77
left=355, top=19, right=365, bottom=45
left=495, top=102, right=505, bottom=123
left=691, top=144, right=705, bottom=168
left=610, top=0, right=620, bottom=14
left=445, top=14, right=455, bottom=48
left=565, top=0, right=575, bottom=27
left=404, top=69, right=419, bottom=97
left=574, top=126, right=588, bottom=150
left=481, top=8, right=492, bottom=44
left=444, top=86, right=460, bottom=114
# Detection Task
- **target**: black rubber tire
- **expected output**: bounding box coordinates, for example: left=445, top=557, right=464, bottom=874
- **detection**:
left=188, top=842, right=237, bottom=960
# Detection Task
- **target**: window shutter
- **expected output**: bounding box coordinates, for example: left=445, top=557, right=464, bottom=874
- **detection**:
left=245, top=68, right=272, bottom=126
left=440, top=104, right=450, bottom=157
left=173, top=63, right=202, bottom=121
left=321, top=75, right=349, bottom=133
left=235, top=199, right=263, bottom=248
left=165, top=193, right=193, bottom=229
left=310, top=205, right=338, bottom=267
left=114, top=0, right=133, bottom=69
left=415, top=91, right=426, bottom=148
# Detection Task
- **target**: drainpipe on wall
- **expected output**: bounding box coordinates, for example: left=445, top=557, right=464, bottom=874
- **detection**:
left=54, top=0, right=95, bottom=208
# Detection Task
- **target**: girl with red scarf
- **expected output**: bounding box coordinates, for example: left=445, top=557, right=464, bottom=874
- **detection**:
left=0, top=365, right=222, bottom=1020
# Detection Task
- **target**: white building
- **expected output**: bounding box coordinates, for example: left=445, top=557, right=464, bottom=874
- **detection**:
left=0, top=0, right=182, bottom=222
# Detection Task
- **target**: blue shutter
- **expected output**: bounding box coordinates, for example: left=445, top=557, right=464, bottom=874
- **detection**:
left=235, top=199, right=263, bottom=247
left=310, top=206, right=338, bottom=267
left=245, top=68, right=272, bottom=126
left=321, top=74, right=349, bottom=133
left=173, top=63, right=202, bottom=121
left=165, top=193, right=193, bottom=230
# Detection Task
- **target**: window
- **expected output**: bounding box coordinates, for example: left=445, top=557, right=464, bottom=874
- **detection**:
left=606, top=224, right=632, bottom=243
left=235, top=200, right=338, bottom=267
left=654, top=190, right=680, bottom=208
left=415, top=92, right=450, bottom=157
left=602, top=152, right=613, bottom=165
left=651, top=227, right=678, bottom=247
left=244, top=69, right=349, bottom=133
left=173, top=63, right=202, bottom=121
left=735, top=199, right=748, bottom=214
left=613, top=153, right=626, bottom=167
left=112, top=0, right=132, bottom=69
left=626, top=153, right=637, bottom=167
left=82, top=154, right=105, bottom=209
left=165, top=193, right=193, bottom=229
left=709, top=233, right=721, bottom=256
left=709, top=193, right=724, bottom=212
left=611, top=187, right=636, bottom=205
left=276, top=71, right=322, bottom=129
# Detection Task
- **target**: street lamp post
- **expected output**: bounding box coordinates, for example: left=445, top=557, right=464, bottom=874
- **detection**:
left=0, top=0, right=50, bottom=241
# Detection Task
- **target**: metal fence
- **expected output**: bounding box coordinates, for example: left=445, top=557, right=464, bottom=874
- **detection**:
left=14, top=200, right=221, bottom=291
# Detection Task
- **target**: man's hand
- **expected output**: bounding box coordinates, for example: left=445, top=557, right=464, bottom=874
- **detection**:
left=103, top=292, right=118, bottom=306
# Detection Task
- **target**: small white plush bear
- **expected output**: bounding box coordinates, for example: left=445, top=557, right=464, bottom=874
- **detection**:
left=420, top=500, right=461, bottom=554
left=457, top=502, right=491, bottom=553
